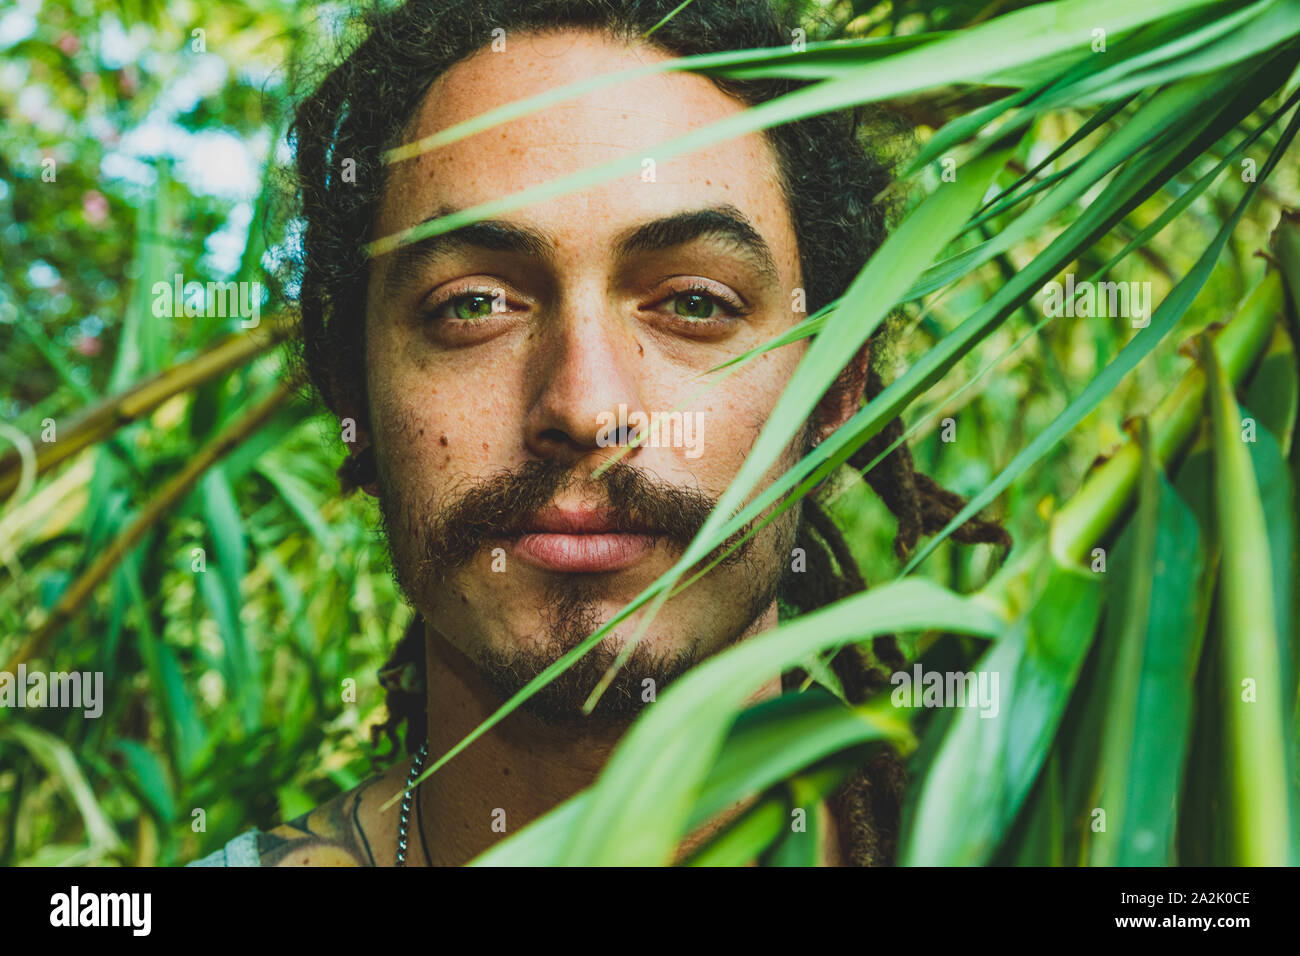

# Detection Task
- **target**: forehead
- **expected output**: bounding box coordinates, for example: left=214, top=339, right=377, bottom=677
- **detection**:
left=371, top=28, right=794, bottom=253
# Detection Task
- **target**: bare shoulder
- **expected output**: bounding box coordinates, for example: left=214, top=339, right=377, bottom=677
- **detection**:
left=258, top=761, right=411, bottom=867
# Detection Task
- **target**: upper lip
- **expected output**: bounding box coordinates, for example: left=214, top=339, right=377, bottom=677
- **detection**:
left=523, top=506, right=653, bottom=535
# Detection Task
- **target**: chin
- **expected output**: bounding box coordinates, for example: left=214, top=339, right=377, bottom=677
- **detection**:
left=467, top=594, right=702, bottom=726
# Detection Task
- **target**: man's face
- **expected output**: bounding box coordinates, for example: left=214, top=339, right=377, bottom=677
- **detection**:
left=362, top=27, right=817, bottom=722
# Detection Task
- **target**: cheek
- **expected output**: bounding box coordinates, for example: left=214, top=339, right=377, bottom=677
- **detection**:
left=371, top=389, right=489, bottom=488
left=365, top=324, right=445, bottom=479
left=681, top=351, right=798, bottom=493
left=367, top=333, right=520, bottom=485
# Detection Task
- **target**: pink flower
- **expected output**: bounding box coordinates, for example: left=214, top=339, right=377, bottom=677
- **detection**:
left=82, top=190, right=109, bottom=225
left=56, top=33, right=80, bottom=56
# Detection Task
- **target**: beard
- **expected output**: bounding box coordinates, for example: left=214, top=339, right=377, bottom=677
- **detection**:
left=472, top=577, right=700, bottom=726
left=376, top=448, right=806, bottom=727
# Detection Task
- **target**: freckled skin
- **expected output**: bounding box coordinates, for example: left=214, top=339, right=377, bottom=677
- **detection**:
left=360, top=29, right=817, bottom=672
left=283, top=27, right=867, bottom=867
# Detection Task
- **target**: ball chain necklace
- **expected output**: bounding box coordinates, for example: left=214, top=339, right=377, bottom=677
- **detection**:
left=395, top=741, right=429, bottom=866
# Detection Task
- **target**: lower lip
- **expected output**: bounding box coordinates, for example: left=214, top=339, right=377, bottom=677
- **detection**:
left=510, top=533, right=660, bottom=573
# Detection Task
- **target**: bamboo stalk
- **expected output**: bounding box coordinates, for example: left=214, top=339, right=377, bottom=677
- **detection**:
left=5, top=381, right=296, bottom=671
left=0, top=315, right=293, bottom=503
left=1272, top=208, right=1300, bottom=399
left=1050, top=270, right=1282, bottom=568
left=980, top=245, right=1289, bottom=611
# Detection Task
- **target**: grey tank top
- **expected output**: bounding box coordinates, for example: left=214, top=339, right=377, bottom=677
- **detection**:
left=188, top=828, right=263, bottom=866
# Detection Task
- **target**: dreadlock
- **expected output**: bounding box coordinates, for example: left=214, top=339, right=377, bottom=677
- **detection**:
left=288, top=0, right=1012, bottom=866
left=780, top=352, right=1011, bottom=865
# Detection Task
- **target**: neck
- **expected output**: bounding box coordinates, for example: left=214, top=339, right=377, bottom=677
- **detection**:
left=416, top=607, right=802, bottom=866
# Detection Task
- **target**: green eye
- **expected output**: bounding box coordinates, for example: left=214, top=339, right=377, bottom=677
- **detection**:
left=453, top=293, right=497, bottom=321
left=673, top=292, right=717, bottom=320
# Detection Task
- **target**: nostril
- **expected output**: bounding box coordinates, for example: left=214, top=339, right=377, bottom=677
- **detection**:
left=538, top=427, right=571, bottom=446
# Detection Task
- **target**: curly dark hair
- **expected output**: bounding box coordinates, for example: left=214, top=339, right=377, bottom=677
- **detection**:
left=286, top=0, right=1010, bottom=866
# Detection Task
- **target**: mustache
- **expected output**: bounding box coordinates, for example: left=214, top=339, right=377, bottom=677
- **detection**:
left=407, top=458, right=748, bottom=573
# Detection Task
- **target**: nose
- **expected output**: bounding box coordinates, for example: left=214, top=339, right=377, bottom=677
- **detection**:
left=522, top=296, right=648, bottom=470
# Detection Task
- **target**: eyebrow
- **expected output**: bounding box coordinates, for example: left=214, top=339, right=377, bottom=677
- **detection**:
left=379, top=202, right=780, bottom=299
left=381, top=210, right=555, bottom=298
left=613, top=204, right=779, bottom=282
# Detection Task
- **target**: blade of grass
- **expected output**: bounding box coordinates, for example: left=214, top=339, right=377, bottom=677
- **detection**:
left=562, top=579, right=1000, bottom=865
left=901, top=97, right=1300, bottom=578
left=1085, top=419, right=1158, bottom=865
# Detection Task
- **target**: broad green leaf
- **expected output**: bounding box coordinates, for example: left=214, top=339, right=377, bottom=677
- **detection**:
left=1086, top=465, right=1208, bottom=865
left=0, top=723, right=122, bottom=855
left=1045, top=0, right=1300, bottom=108
left=1084, top=420, right=1161, bottom=866
left=685, top=690, right=908, bottom=830
left=256, top=463, right=337, bottom=551
left=470, top=688, right=906, bottom=865
left=111, top=739, right=177, bottom=824
left=689, top=755, right=860, bottom=866
left=155, top=641, right=207, bottom=776
left=112, top=166, right=169, bottom=392
left=761, top=800, right=821, bottom=867
left=684, top=794, right=786, bottom=866
left=468, top=791, right=590, bottom=866
left=564, top=579, right=1001, bottom=865
left=1239, top=403, right=1297, bottom=692
left=900, top=551, right=1103, bottom=865
left=1000, top=751, right=1065, bottom=865
left=1202, top=337, right=1295, bottom=865
left=198, top=466, right=260, bottom=730
left=1243, top=335, right=1299, bottom=457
